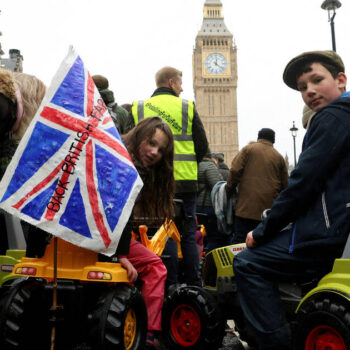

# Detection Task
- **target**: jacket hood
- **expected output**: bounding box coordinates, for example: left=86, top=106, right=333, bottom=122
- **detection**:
left=336, top=94, right=350, bottom=112
left=99, top=88, right=115, bottom=105
left=323, top=93, right=350, bottom=114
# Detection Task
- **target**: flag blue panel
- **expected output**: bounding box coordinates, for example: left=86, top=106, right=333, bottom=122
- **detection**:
left=106, top=127, right=122, bottom=142
left=59, top=179, right=92, bottom=238
left=21, top=179, right=59, bottom=220
left=95, top=144, right=137, bottom=231
left=51, top=56, right=86, bottom=117
left=1, top=122, right=69, bottom=203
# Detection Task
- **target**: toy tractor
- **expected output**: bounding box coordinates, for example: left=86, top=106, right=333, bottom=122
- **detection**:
left=0, top=212, right=26, bottom=291
left=136, top=219, right=182, bottom=259
left=0, top=236, right=148, bottom=350
left=0, top=212, right=186, bottom=350
left=161, top=238, right=350, bottom=350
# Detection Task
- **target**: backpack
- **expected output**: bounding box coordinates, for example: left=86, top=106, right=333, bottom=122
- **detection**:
left=211, top=181, right=236, bottom=235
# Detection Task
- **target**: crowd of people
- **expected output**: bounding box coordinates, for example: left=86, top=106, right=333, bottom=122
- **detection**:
left=1, top=48, right=350, bottom=350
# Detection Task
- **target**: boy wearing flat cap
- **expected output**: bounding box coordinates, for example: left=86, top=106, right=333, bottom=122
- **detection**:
left=233, top=50, right=350, bottom=350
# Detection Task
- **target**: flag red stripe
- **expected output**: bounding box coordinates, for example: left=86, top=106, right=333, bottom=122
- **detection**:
left=44, top=169, right=72, bottom=221
left=90, top=128, right=131, bottom=161
left=41, top=106, right=88, bottom=133
left=86, top=73, right=95, bottom=117
left=41, top=107, right=130, bottom=160
left=12, top=160, right=65, bottom=210
left=103, top=116, right=112, bottom=125
left=41, top=105, right=99, bottom=133
left=85, top=140, right=111, bottom=248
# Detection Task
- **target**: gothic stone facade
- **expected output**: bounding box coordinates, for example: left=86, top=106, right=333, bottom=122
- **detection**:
left=193, top=0, right=238, bottom=165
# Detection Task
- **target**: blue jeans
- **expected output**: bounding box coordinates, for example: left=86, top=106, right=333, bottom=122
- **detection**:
left=233, top=228, right=340, bottom=350
left=175, top=192, right=200, bottom=285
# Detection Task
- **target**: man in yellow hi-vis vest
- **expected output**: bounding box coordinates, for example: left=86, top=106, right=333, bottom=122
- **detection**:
left=126, top=66, right=209, bottom=286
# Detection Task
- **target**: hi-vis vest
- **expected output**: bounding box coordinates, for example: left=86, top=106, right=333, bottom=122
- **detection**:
left=132, top=95, right=197, bottom=182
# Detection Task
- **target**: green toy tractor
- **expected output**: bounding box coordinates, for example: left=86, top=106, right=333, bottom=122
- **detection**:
left=0, top=212, right=26, bottom=291
left=162, top=239, right=350, bottom=349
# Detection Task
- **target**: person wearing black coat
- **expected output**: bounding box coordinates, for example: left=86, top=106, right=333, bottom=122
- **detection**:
left=211, top=152, right=229, bottom=181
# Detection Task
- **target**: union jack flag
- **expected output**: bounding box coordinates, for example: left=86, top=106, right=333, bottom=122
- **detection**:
left=0, top=47, right=143, bottom=256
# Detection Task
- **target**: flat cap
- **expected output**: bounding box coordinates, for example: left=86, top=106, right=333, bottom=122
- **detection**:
left=211, top=152, right=224, bottom=161
left=92, top=75, right=109, bottom=90
left=283, top=50, right=345, bottom=90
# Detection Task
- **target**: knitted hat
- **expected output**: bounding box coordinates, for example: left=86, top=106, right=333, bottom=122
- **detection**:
left=283, top=50, right=345, bottom=90
left=92, top=75, right=109, bottom=90
left=258, top=128, right=275, bottom=143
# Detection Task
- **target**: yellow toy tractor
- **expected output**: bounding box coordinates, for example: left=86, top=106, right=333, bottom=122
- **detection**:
left=0, top=217, right=184, bottom=350
left=0, top=236, right=147, bottom=350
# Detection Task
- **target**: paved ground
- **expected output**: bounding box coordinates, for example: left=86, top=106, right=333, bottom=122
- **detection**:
left=74, top=334, right=248, bottom=350
left=73, top=321, right=251, bottom=350
left=219, top=321, right=251, bottom=350
left=219, top=331, right=247, bottom=350
left=73, top=330, right=250, bottom=350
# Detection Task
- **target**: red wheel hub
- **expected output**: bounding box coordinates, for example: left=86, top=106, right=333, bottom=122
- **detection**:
left=305, top=325, right=347, bottom=350
left=170, top=304, right=201, bottom=347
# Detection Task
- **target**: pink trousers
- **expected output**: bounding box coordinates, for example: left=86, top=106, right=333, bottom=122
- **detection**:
left=127, top=239, right=167, bottom=331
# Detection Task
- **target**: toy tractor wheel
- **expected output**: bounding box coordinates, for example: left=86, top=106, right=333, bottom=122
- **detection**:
left=89, top=284, right=147, bottom=350
left=295, top=296, right=350, bottom=350
left=162, top=285, right=225, bottom=349
left=0, top=278, right=50, bottom=349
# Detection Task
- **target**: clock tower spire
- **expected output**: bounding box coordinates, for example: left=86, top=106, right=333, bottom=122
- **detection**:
left=193, top=0, right=238, bottom=164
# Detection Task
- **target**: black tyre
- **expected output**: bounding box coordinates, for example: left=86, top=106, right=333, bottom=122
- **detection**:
left=89, top=284, right=147, bottom=350
left=0, top=278, right=50, bottom=350
left=295, top=296, right=350, bottom=350
left=162, top=285, right=225, bottom=349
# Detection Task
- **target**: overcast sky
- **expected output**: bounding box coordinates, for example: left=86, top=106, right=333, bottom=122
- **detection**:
left=1, top=0, right=350, bottom=165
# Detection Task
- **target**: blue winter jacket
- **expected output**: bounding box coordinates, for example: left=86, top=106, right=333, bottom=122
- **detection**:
left=253, top=93, right=350, bottom=252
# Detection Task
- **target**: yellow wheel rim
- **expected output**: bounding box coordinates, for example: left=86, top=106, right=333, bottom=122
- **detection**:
left=124, top=308, right=137, bottom=350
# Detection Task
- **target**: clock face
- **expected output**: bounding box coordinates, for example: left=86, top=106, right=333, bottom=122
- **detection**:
left=205, top=53, right=227, bottom=74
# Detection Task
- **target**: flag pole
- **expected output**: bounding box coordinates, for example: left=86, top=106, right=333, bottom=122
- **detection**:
left=50, top=236, right=58, bottom=350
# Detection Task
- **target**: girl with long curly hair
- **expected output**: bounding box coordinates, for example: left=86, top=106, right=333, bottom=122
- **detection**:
left=117, top=116, right=175, bottom=349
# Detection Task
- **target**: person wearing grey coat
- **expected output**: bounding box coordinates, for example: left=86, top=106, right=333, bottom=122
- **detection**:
left=196, top=155, right=232, bottom=250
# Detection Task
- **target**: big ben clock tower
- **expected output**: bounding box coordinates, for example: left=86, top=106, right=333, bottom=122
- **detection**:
left=193, top=0, right=238, bottom=164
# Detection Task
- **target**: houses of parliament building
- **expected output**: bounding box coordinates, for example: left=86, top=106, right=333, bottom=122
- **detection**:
left=193, top=0, right=238, bottom=164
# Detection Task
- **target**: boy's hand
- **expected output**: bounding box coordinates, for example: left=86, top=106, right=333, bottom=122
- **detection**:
left=246, top=231, right=257, bottom=248
left=118, top=257, right=138, bottom=282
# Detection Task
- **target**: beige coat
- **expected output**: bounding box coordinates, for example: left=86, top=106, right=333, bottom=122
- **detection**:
left=227, top=139, right=288, bottom=221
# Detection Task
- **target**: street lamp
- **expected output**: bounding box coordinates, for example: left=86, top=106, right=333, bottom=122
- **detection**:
left=290, top=121, right=298, bottom=167
left=321, top=0, right=342, bottom=52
